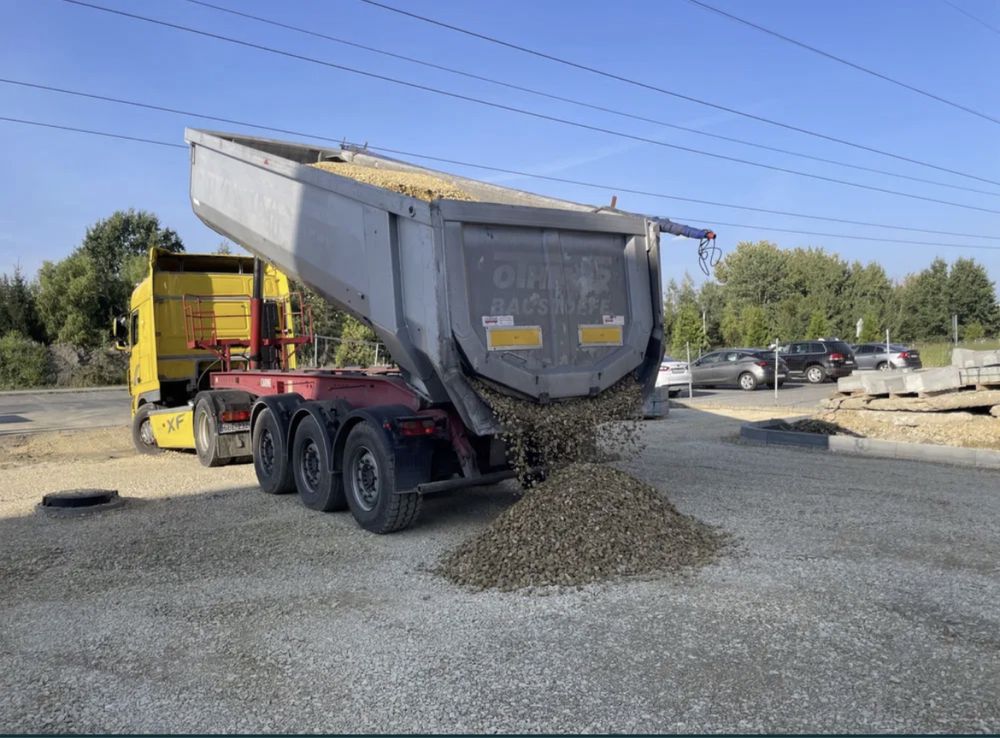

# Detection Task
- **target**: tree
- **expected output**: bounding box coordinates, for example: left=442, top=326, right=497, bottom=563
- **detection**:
left=0, top=267, right=45, bottom=342
left=0, top=331, right=52, bottom=389
left=859, top=309, right=882, bottom=342
left=740, top=305, right=770, bottom=347
left=720, top=302, right=742, bottom=347
left=36, top=252, right=104, bottom=347
left=806, top=310, right=829, bottom=339
left=697, top=280, right=726, bottom=347
left=896, top=258, right=950, bottom=340
left=948, top=258, right=998, bottom=334
left=714, top=241, right=791, bottom=306
left=334, top=315, right=380, bottom=367
left=670, top=303, right=704, bottom=358
left=963, top=321, right=986, bottom=341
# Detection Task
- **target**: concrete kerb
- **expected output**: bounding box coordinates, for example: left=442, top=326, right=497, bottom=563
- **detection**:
left=741, top=418, right=1000, bottom=470
left=0, top=385, right=127, bottom=397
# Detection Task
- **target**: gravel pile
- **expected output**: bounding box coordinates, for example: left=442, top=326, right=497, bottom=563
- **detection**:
left=476, top=378, right=644, bottom=486
left=438, top=463, right=725, bottom=590
left=311, top=161, right=476, bottom=202
left=439, top=379, right=724, bottom=591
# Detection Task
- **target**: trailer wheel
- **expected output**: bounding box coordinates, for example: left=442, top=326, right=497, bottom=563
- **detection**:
left=131, top=404, right=161, bottom=455
left=292, top=415, right=347, bottom=512
left=194, top=396, right=228, bottom=467
left=343, top=422, right=421, bottom=534
left=252, top=408, right=295, bottom=495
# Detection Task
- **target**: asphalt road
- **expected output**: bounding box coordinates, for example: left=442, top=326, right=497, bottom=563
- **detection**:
left=0, top=387, right=130, bottom=436
left=670, top=379, right=837, bottom=414
left=1, top=407, right=998, bottom=732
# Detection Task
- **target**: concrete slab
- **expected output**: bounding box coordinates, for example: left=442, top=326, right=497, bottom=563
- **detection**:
left=951, top=347, right=1000, bottom=368
left=836, top=375, right=864, bottom=393
left=903, top=366, right=962, bottom=394
left=859, top=373, right=892, bottom=395
left=960, top=365, right=1000, bottom=386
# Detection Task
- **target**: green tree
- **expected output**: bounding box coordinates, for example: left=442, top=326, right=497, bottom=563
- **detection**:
left=963, top=321, right=986, bottom=341
left=36, top=252, right=104, bottom=347
left=859, top=310, right=882, bottom=342
left=897, top=258, right=950, bottom=340
left=948, top=258, right=998, bottom=334
left=0, top=267, right=45, bottom=342
left=0, top=331, right=52, bottom=389
left=772, top=296, right=809, bottom=345
left=714, top=241, right=791, bottom=306
left=697, top=280, right=726, bottom=347
left=670, top=303, right=704, bottom=358
left=720, top=302, right=742, bottom=346
left=334, top=315, right=380, bottom=367
left=740, top=305, right=770, bottom=347
left=806, top=310, right=829, bottom=339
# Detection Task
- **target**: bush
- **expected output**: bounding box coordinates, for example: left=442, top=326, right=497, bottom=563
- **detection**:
left=963, top=321, right=986, bottom=341
left=0, top=331, right=54, bottom=389
left=49, top=343, right=127, bottom=387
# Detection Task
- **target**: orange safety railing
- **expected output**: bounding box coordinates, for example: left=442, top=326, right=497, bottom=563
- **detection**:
left=182, top=292, right=314, bottom=371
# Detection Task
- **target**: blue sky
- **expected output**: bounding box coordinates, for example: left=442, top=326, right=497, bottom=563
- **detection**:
left=1, top=0, right=998, bottom=289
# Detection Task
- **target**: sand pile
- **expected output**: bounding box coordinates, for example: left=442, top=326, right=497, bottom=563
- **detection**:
left=311, top=161, right=476, bottom=202
left=438, top=463, right=725, bottom=590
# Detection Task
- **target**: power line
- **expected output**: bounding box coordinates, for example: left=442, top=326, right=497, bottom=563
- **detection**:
left=359, top=0, right=1000, bottom=188
left=177, top=0, right=1000, bottom=199
left=688, top=0, right=1000, bottom=126
left=3, top=113, right=998, bottom=253
left=940, top=0, right=1000, bottom=36
left=4, top=74, right=999, bottom=242
left=56, top=0, right=1000, bottom=216
left=0, top=115, right=185, bottom=148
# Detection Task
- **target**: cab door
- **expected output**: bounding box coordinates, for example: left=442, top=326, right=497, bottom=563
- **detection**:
left=129, top=301, right=157, bottom=410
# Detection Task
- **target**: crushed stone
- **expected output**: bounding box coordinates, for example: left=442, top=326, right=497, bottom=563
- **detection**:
left=437, top=463, right=726, bottom=591
left=311, top=161, right=476, bottom=202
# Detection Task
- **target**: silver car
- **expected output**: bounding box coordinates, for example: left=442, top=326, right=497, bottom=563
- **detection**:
left=655, top=355, right=692, bottom=397
left=851, top=343, right=922, bottom=371
left=691, top=349, right=788, bottom=391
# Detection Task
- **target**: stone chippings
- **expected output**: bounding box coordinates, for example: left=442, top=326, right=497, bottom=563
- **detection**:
left=438, top=463, right=726, bottom=590
left=475, top=378, right=645, bottom=486
left=439, top=379, right=726, bottom=590
left=311, top=161, right=476, bottom=202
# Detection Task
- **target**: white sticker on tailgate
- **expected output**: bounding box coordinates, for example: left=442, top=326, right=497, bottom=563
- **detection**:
left=602, top=314, right=625, bottom=326
left=482, top=315, right=515, bottom=327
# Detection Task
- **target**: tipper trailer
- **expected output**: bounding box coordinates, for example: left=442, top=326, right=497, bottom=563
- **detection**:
left=164, top=129, right=714, bottom=533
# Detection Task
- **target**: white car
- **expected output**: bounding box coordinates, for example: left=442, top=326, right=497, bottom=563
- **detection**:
left=655, top=356, right=692, bottom=397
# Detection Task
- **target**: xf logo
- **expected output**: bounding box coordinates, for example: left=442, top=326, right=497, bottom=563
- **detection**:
left=165, top=414, right=186, bottom=433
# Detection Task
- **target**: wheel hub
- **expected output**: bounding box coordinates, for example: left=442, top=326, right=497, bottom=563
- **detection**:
left=139, top=419, right=155, bottom=447
left=260, top=429, right=275, bottom=475
left=352, top=448, right=380, bottom=511
left=302, top=441, right=321, bottom=491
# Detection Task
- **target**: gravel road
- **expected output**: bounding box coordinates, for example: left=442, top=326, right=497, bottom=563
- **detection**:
left=1, top=409, right=998, bottom=733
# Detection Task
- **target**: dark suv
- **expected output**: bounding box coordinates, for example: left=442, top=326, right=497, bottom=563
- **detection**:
left=778, top=339, right=856, bottom=384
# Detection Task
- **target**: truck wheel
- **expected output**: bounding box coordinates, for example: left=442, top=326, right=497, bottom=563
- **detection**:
left=343, top=422, right=421, bottom=534
left=131, top=404, right=161, bottom=455
left=738, top=372, right=758, bottom=391
left=194, top=396, right=228, bottom=467
left=252, top=408, right=295, bottom=494
left=292, top=415, right=347, bottom=512
left=805, top=365, right=826, bottom=384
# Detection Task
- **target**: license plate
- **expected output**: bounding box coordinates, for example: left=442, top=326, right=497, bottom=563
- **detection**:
left=778, top=373, right=787, bottom=379
left=220, top=421, right=251, bottom=434
left=845, top=360, right=854, bottom=365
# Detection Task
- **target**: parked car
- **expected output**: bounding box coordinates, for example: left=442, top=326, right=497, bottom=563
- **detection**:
left=778, top=338, right=856, bottom=383
left=655, top=355, right=692, bottom=397
left=690, top=349, right=788, bottom=391
left=851, top=343, right=922, bottom=371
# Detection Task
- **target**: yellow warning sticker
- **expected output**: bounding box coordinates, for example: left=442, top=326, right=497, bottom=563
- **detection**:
left=578, top=324, right=623, bottom=347
left=486, top=325, right=543, bottom=350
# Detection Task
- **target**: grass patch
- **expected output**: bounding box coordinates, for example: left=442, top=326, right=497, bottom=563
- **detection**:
left=914, top=340, right=1000, bottom=367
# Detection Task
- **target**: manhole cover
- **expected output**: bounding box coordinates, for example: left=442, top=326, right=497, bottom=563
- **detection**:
left=39, top=489, right=126, bottom=516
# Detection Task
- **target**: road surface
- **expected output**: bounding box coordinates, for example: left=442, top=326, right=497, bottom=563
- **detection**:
left=0, top=387, right=130, bottom=435
left=672, top=379, right=835, bottom=414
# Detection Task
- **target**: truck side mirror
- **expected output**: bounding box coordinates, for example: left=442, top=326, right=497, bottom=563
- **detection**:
left=112, top=316, right=128, bottom=351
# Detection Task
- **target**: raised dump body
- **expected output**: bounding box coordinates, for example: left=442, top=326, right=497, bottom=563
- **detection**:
left=185, top=129, right=665, bottom=435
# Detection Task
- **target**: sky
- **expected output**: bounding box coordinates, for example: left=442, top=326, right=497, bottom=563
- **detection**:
left=1, top=0, right=998, bottom=289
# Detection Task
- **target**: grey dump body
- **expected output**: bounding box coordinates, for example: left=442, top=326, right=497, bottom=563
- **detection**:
left=185, top=129, right=664, bottom=436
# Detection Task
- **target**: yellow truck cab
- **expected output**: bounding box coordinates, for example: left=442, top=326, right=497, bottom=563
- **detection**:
left=114, top=248, right=294, bottom=454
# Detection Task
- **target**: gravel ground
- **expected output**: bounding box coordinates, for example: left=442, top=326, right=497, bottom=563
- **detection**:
left=1, top=409, right=999, bottom=733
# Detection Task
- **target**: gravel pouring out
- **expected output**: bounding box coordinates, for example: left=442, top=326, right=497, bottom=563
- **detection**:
left=441, top=379, right=726, bottom=590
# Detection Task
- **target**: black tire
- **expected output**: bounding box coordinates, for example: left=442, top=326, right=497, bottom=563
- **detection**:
left=668, top=388, right=682, bottom=398
left=292, top=415, right=347, bottom=512
left=252, top=408, right=295, bottom=494
left=738, top=372, right=758, bottom=391
left=194, top=396, right=228, bottom=467
left=805, top=364, right=826, bottom=384
left=342, top=422, right=421, bottom=534
left=131, top=403, right=161, bottom=455
left=876, top=361, right=889, bottom=372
